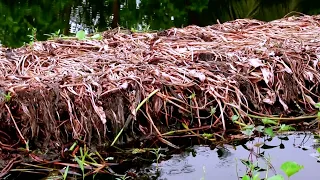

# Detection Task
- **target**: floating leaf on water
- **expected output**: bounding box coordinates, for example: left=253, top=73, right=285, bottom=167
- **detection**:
left=76, top=30, right=86, bottom=40
left=267, top=175, right=285, bottom=180
left=280, top=161, right=304, bottom=178
left=242, top=175, right=251, bottom=180
left=253, top=173, right=261, bottom=180
left=317, top=147, right=320, bottom=153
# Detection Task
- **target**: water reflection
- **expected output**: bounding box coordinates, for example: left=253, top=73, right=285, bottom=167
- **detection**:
left=146, top=132, right=320, bottom=180
left=1, top=0, right=320, bottom=47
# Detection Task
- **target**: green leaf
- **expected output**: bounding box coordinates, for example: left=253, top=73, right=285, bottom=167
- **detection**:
left=242, top=175, right=251, bottom=180
left=267, top=175, right=285, bottom=180
left=279, top=124, right=295, bottom=132
left=91, top=33, right=102, bottom=40
left=264, top=127, right=275, bottom=137
left=242, top=128, right=254, bottom=136
left=63, top=166, right=69, bottom=180
left=244, top=124, right=255, bottom=130
left=314, top=102, right=320, bottom=109
left=240, top=159, right=253, bottom=168
left=76, top=30, right=86, bottom=40
left=280, top=161, right=304, bottom=178
left=232, top=115, right=239, bottom=122
left=317, top=147, right=320, bottom=154
left=188, top=92, right=196, bottom=99
left=255, top=125, right=264, bottom=132
left=202, top=133, right=213, bottom=139
left=253, top=172, right=260, bottom=180
left=74, top=156, right=84, bottom=173
left=262, top=118, right=277, bottom=125
left=210, top=106, right=216, bottom=116
left=317, top=111, right=320, bottom=118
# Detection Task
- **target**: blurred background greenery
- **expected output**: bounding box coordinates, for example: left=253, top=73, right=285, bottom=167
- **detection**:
left=0, top=0, right=319, bottom=47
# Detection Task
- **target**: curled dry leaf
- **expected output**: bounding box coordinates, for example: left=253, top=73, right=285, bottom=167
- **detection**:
left=261, top=67, right=274, bottom=86
left=263, top=90, right=276, bottom=105
left=248, top=58, right=264, bottom=68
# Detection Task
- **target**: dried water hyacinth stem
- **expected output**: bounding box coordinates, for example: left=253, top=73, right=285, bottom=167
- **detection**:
left=0, top=14, right=320, bottom=151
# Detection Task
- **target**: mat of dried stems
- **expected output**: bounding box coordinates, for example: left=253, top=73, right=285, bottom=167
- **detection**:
left=1, top=14, right=320, bottom=175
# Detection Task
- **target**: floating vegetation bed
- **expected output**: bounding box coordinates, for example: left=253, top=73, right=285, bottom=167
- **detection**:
left=1, top=14, right=320, bottom=178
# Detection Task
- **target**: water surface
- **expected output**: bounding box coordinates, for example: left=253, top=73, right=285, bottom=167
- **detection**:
left=144, top=132, right=320, bottom=180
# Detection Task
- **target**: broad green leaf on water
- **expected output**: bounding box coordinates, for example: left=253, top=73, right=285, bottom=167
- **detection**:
left=267, top=175, right=285, bottom=180
left=76, top=30, right=86, bottom=40
left=255, top=125, right=264, bottom=132
left=262, top=118, right=277, bottom=125
left=242, top=175, right=251, bottom=180
left=280, top=161, right=303, bottom=178
left=279, top=124, right=295, bottom=131
left=264, top=127, right=275, bottom=137
left=314, top=102, right=320, bottom=109
left=253, top=172, right=260, bottom=180
left=231, top=115, right=239, bottom=122
left=317, top=147, right=320, bottom=153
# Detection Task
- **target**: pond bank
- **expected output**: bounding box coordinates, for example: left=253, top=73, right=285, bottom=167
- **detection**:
left=1, top=14, right=320, bottom=179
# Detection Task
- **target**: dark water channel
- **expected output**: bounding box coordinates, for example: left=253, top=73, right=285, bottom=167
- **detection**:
left=143, top=131, right=320, bottom=180
left=1, top=0, right=320, bottom=48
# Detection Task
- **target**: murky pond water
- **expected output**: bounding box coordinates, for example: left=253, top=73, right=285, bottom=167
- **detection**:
left=142, top=132, right=320, bottom=180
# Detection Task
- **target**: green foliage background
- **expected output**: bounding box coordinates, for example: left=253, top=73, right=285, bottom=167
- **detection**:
left=0, top=0, right=320, bottom=47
